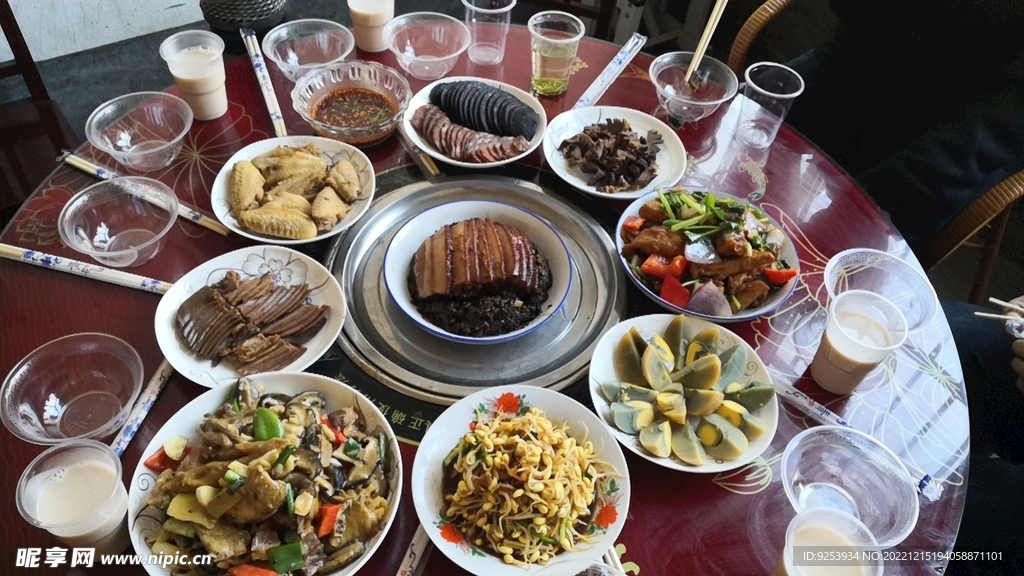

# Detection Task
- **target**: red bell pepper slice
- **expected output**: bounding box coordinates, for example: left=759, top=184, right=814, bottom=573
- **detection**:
left=764, top=267, right=798, bottom=286
left=320, top=415, right=345, bottom=446
left=317, top=503, right=342, bottom=538
left=227, top=565, right=278, bottom=576
left=143, top=447, right=179, bottom=473
left=622, top=215, right=646, bottom=231
left=660, top=276, right=692, bottom=309
left=641, top=254, right=688, bottom=279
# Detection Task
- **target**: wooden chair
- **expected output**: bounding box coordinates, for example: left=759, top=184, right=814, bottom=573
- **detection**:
left=726, top=0, right=1022, bottom=303
left=0, top=0, right=78, bottom=227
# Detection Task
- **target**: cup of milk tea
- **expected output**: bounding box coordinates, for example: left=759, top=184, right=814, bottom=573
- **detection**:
left=159, top=30, right=228, bottom=121
left=347, top=0, right=395, bottom=53
left=771, top=508, right=883, bottom=576
left=17, top=439, right=131, bottom=555
left=810, top=289, right=908, bottom=395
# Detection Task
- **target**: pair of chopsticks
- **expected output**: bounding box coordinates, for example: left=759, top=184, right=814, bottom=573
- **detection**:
left=685, top=0, right=730, bottom=84
left=240, top=28, right=288, bottom=137
left=392, top=524, right=624, bottom=575
left=573, top=33, right=648, bottom=109
left=0, top=242, right=175, bottom=455
left=973, top=297, right=1024, bottom=321
left=61, top=152, right=230, bottom=237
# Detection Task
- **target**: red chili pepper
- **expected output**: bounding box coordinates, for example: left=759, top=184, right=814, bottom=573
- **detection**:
left=764, top=268, right=798, bottom=286
left=660, top=276, right=692, bottom=309
left=641, top=254, right=688, bottom=279
left=317, top=503, right=342, bottom=538
left=622, top=215, right=646, bottom=231
left=320, top=415, right=345, bottom=446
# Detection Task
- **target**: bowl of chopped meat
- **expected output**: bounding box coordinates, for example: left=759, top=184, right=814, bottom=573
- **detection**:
left=383, top=200, right=573, bottom=344
left=616, top=187, right=800, bottom=322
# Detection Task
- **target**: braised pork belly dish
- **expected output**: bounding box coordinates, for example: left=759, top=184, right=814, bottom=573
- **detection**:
left=408, top=217, right=552, bottom=337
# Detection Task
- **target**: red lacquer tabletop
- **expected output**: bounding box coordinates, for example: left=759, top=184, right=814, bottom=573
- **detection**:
left=0, top=26, right=967, bottom=576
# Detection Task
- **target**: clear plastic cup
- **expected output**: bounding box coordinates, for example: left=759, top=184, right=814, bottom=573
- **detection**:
left=159, top=30, right=227, bottom=121
left=348, top=0, right=395, bottom=53
left=810, top=289, right=909, bottom=395
left=17, top=439, right=131, bottom=555
left=463, top=0, right=516, bottom=66
left=772, top=508, right=883, bottom=576
left=735, top=61, right=804, bottom=149
left=528, top=11, right=584, bottom=96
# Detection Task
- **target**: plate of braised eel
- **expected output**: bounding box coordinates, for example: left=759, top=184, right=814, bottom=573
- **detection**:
left=403, top=77, right=547, bottom=169
left=616, top=187, right=800, bottom=323
left=128, top=373, right=402, bottom=576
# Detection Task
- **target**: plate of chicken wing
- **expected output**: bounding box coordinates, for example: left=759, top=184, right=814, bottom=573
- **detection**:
left=211, top=136, right=376, bottom=245
left=402, top=77, right=547, bottom=169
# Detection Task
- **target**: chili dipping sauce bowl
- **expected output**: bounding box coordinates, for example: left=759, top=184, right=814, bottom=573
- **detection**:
left=291, top=60, right=411, bottom=147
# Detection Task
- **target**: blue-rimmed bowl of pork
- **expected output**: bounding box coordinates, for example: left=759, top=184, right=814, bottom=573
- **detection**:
left=616, top=188, right=800, bottom=323
left=383, top=200, right=573, bottom=344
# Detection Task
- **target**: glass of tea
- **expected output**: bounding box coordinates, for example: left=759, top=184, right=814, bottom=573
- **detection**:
left=527, top=11, right=585, bottom=97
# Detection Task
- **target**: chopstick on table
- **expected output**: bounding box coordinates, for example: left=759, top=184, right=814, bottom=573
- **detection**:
left=60, top=152, right=231, bottom=237
left=974, top=311, right=1023, bottom=322
left=0, top=243, right=173, bottom=294
left=990, top=297, right=1024, bottom=316
left=603, top=546, right=626, bottom=573
left=394, top=524, right=432, bottom=576
left=573, top=33, right=648, bottom=109
left=110, top=359, right=174, bottom=457
left=240, top=28, right=288, bottom=137
left=684, top=0, right=730, bottom=85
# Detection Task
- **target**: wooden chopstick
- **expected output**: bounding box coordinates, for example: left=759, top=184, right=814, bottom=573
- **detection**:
left=240, top=29, right=288, bottom=137
left=973, top=311, right=1022, bottom=322
left=394, top=524, right=432, bottom=576
left=685, top=0, right=730, bottom=84
left=0, top=243, right=173, bottom=293
left=110, top=359, right=174, bottom=456
left=60, top=152, right=230, bottom=236
left=990, top=297, right=1024, bottom=316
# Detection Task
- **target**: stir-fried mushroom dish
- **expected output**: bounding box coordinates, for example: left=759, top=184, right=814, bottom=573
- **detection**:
left=620, top=188, right=798, bottom=317
left=142, top=379, right=394, bottom=575
left=557, top=118, right=663, bottom=193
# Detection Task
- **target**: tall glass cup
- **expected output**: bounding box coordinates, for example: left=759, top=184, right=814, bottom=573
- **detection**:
left=463, top=0, right=516, bottom=66
left=159, top=30, right=228, bottom=121
left=810, top=289, right=909, bottom=395
left=527, top=11, right=584, bottom=96
left=735, top=61, right=804, bottom=149
left=17, top=439, right=131, bottom=555
left=771, top=508, right=883, bottom=576
left=348, top=0, right=395, bottom=53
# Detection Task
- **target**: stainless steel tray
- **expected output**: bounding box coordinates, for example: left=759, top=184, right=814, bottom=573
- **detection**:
left=323, top=175, right=627, bottom=405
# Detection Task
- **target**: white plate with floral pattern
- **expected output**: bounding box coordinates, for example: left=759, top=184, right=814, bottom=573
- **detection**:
left=210, top=136, right=375, bottom=245
left=411, top=385, right=629, bottom=575
left=128, top=372, right=402, bottom=576
left=154, top=245, right=345, bottom=387
left=588, top=314, right=778, bottom=473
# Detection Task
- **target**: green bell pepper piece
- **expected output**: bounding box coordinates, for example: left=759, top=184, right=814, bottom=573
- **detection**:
left=253, top=407, right=284, bottom=441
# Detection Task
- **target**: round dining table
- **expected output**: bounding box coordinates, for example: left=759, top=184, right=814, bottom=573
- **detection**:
left=0, top=25, right=971, bottom=576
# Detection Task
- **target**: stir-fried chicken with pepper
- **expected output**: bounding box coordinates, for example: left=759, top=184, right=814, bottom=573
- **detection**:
left=620, top=188, right=798, bottom=316
left=142, top=379, right=394, bottom=576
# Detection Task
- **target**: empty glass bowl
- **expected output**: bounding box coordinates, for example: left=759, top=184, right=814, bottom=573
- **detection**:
left=649, top=51, right=738, bottom=123
left=823, top=248, right=938, bottom=331
left=1, top=333, right=144, bottom=445
left=58, top=177, right=178, bottom=268
left=263, top=19, right=356, bottom=82
left=383, top=12, right=471, bottom=80
left=781, top=426, right=920, bottom=548
left=291, top=60, right=411, bottom=147
left=85, top=92, right=193, bottom=172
